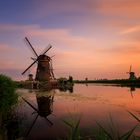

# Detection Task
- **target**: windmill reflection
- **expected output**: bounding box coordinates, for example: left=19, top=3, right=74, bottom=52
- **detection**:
left=59, top=86, right=73, bottom=93
left=129, top=86, right=135, bottom=98
left=36, top=92, right=54, bottom=119
left=22, top=90, right=54, bottom=137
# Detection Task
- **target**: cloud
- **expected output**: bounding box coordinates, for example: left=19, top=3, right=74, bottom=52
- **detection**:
left=0, top=43, right=14, bottom=52
left=0, top=23, right=140, bottom=80
left=0, top=24, right=97, bottom=79
left=117, top=24, right=140, bottom=42
left=0, top=43, right=19, bottom=71
left=25, top=27, right=95, bottom=51
left=98, top=0, right=140, bottom=18
left=0, top=68, right=24, bottom=81
left=119, top=25, right=140, bottom=35
left=32, top=0, right=98, bottom=18
left=0, top=60, right=15, bottom=69
left=0, top=24, right=37, bottom=31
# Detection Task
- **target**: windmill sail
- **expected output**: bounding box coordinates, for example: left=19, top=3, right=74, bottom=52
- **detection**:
left=25, top=37, right=38, bottom=57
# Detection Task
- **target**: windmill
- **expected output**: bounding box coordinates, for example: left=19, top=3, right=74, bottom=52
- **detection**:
left=22, top=37, right=55, bottom=81
left=126, top=65, right=136, bottom=80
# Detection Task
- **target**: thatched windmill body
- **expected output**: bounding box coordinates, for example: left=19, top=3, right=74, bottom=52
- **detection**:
left=22, top=37, right=55, bottom=81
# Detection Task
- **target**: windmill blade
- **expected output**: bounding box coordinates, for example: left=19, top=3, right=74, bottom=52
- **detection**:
left=22, top=58, right=38, bottom=75
left=41, top=45, right=52, bottom=55
left=25, top=114, right=39, bottom=137
left=22, top=97, right=38, bottom=112
left=31, top=57, right=36, bottom=61
left=50, top=55, right=55, bottom=58
left=45, top=117, right=53, bottom=126
left=25, top=37, right=38, bottom=57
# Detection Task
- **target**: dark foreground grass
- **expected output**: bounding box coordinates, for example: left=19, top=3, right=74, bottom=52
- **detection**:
left=62, top=113, right=140, bottom=140
left=0, top=74, right=19, bottom=140
left=0, top=74, right=18, bottom=111
left=63, top=117, right=81, bottom=140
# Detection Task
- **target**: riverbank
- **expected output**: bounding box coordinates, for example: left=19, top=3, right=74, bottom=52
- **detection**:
left=74, top=79, right=140, bottom=87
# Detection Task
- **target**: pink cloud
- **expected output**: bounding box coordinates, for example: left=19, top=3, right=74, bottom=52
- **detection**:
left=98, top=0, right=140, bottom=18
left=1, top=23, right=140, bottom=79
left=0, top=43, right=15, bottom=52
left=119, top=25, right=140, bottom=35
left=0, top=24, right=39, bottom=32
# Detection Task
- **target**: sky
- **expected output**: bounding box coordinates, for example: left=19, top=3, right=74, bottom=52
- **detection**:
left=0, top=0, right=140, bottom=80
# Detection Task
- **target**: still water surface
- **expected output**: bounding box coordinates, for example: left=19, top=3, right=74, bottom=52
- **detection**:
left=16, top=84, right=140, bottom=139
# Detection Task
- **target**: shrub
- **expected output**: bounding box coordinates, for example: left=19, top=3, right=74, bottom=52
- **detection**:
left=0, top=74, right=18, bottom=111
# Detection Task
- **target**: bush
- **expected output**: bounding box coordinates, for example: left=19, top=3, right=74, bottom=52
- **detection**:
left=0, top=74, right=18, bottom=111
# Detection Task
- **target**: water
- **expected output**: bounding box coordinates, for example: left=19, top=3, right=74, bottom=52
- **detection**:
left=4, top=84, right=140, bottom=139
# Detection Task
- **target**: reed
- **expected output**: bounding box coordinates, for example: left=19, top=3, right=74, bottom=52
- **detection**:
left=63, top=116, right=81, bottom=140
left=62, top=114, right=138, bottom=140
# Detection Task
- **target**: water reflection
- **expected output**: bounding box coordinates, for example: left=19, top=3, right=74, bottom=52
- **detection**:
left=22, top=90, right=55, bottom=137
left=93, top=84, right=137, bottom=99
left=58, top=86, right=73, bottom=93
left=3, top=84, right=140, bottom=139
left=129, top=86, right=135, bottom=98
left=36, top=92, right=54, bottom=118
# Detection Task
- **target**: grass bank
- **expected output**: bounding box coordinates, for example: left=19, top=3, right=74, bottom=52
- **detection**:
left=0, top=74, right=18, bottom=140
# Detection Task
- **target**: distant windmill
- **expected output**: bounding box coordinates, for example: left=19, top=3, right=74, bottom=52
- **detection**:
left=126, top=65, right=136, bottom=80
left=22, top=37, right=55, bottom=81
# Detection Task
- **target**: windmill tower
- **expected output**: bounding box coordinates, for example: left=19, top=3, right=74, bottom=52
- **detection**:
left=22, top=37, right=55, bottom=81
left=126, top=65, right=136, bottom=80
